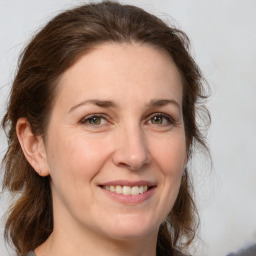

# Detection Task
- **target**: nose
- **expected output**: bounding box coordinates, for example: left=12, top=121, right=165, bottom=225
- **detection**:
left=112, top=125, right=151, bottom=171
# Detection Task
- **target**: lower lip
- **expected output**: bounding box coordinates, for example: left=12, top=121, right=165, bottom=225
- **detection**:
left=99, top=186, right=156, bottom=204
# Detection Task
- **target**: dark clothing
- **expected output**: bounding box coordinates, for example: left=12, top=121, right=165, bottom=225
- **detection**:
left=26, top=249, right=187, bottom=256
left=26, top=252, right=36, bottom=256
left=227, top=243, right=256, bottom=256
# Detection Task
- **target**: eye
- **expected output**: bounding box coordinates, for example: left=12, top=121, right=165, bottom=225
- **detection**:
left=151, top=116, right=164, bottom=125
left=147, top=113, right=174, bottom=126
left=80, top=114, right=107, bottom=126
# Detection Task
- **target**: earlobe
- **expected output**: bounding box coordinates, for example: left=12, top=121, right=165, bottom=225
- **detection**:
left=16, top=118, right=50, bottom=176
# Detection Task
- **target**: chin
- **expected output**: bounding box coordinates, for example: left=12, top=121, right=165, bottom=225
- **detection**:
left=106, top=228, right=156, bottom=241
left=99, top=215, right=160, bottom=241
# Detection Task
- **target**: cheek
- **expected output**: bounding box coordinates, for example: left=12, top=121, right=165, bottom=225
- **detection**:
left=46, top=130, right=111, bottom=179
left=147, top=133, right=186, bottom=221
left=150, top=133, right=187, bottom=176
left=45, top=131, right=112, bottom=209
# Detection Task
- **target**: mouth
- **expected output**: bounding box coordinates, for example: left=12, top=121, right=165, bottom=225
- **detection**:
left=98, top=181, right=156, bottom=204
left=100, top=185, right=152, bottom=196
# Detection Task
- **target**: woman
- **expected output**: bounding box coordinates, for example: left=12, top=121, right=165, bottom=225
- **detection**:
left=1, top=1, right=209, bottom=256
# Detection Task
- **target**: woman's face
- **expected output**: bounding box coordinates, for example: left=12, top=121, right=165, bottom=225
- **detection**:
left=42, top=43, right=187, bottom=241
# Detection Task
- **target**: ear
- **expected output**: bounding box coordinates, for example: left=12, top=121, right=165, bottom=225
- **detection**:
left=16, top=118, right=50, bottom=176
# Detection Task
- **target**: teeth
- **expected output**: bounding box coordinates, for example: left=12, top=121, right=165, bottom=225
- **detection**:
left=103, top=185, right=148, bottom=195
left=115, top=185, right=122, bottom=194
left=131, top=186, right=139, bottom=195
left=123, top=186, right=131, bottom=195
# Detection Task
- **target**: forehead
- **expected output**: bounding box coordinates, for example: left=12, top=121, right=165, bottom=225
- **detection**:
left=54, top=42, right=183, bottom=108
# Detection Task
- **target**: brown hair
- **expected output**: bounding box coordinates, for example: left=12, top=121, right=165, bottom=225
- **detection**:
left=1, top=1, right=210, bottom=255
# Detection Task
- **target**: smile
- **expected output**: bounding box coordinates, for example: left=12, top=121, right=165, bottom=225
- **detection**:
left=103, top=185, right=148, bottom=196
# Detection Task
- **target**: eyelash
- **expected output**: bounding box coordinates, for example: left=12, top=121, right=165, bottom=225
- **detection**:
left=80, top=114, right=108, bottom=126
left=79, top=112, right=175, bottom=127
left=147, top=113, right=175, bottom=126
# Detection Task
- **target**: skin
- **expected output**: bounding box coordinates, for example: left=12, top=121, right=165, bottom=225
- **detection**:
left=17, top=43, right=187, bottom=256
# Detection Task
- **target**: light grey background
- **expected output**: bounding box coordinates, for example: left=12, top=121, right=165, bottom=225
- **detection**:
left=1, top=1, right=256, bottom=256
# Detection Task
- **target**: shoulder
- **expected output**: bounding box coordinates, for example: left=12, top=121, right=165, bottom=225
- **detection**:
left=226, top=243, right=256, bottom=256
left=26, top=251, right=36, bottom=256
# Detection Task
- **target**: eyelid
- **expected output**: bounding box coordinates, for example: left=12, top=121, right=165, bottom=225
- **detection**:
left=80, top=113, right=109, bottom=125
left=146, top=112, right=175, bottom=125
left=79, top=112, right=175, bottom=128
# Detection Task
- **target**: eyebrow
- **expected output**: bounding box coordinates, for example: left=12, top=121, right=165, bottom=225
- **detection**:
left=148, top=99, right=181, bottom=110
left=69, top=99, right=116, bottom=113
left=69, top=98, right=180, bottom=113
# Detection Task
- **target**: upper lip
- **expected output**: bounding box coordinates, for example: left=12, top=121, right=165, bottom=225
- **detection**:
left=99, top=180, right=157, bottom=187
